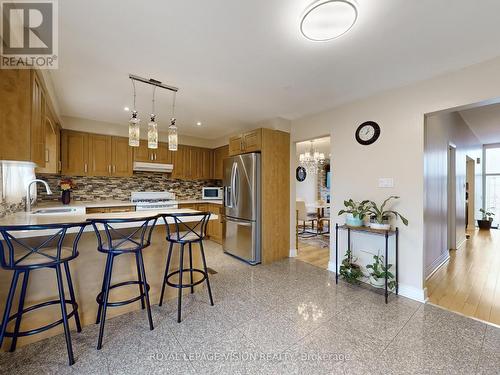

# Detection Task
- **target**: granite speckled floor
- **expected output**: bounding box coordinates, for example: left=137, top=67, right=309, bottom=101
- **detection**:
left=1, top=241, right=499, bottom=374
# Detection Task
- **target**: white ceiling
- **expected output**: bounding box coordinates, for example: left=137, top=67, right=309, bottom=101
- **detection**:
left=460, top=103, right=500, bottom=145
left=51, top=0, right=500, bottom=139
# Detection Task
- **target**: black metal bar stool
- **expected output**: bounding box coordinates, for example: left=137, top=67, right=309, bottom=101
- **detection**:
left=90, top=215, right=158, bottom=350
left=0, top=222, right=88, bottom=366
left=159, top=212, right=214, bottom=323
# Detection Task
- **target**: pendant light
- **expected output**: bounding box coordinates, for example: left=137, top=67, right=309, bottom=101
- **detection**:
left=147, top=86, right=158, bottom=149
left=168, top=91, right=178, bottom=151
left=128, top=80, right=140, bottom=147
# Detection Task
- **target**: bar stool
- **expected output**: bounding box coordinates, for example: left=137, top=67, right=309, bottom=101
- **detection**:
left=0, top=222, right=88, bottom=366
left=159, top=212, right=214, bottom=323
left=90, top=215, right=158, bottom=350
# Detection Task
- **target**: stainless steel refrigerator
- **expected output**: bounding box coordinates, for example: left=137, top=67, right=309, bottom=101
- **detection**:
left=223, top=153, right=261, bottom=265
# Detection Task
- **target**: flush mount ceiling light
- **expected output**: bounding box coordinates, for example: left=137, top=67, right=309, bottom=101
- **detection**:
left=196, top=122, right=202, bottom=126
left=300, top=0, right=358, bottom=42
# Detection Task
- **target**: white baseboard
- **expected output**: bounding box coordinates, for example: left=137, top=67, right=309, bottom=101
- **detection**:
left=289, top=248, right=297, bottom=257
left=327, top=260, right=336, bottom=273
left=425, top=251, right=450, bottom=280
left=398, top=283, right=426, bottom=303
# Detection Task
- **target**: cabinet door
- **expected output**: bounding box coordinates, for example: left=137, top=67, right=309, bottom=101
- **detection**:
left=213, top=145, right=228, bottom=180
left=133, top=140, right=152, bottom=162
left=190, top=147, right=202, bottom=179
left=61, top=130, right=89, bottom=176
left=228, top=135, right=243, bottom=156
left=243, top=129, right=261, bottom=152
left=201, top=148, right=213, bottom=179
left=0, top=70, right=31, bottom=161
left=89, top=134, right=112, bottom=176
left=171, top=145, right=185, bottom=179
left=35, top=110, right=60, bottom=174
left=112, top=136, right=133, bottom=177
left=31, top=72, right=46, bottom=167
left=182, top=145, right=193, bottom=179
left=156, top=142, right=172, bottom=164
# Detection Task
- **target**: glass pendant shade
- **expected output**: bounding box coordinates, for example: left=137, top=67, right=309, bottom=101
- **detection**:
left=168, top=118, right=178, bottom=151
left=147, top=114, right=158, bottom=149
left=128, top=111, right=140, bottom=147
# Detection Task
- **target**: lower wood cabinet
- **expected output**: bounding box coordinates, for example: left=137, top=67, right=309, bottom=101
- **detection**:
left=178, top=203, right=224, bottom=244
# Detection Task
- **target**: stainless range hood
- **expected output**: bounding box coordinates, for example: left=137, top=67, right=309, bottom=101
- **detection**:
left=133, top=162, right=173, bottom=173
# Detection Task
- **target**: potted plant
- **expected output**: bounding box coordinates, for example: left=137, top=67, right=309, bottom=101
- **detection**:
left=367, top=196, right=408, bottom=230
left=59, top=178, right=76, bottom=205
left=339, top=249, right=363, bottom=284
left=365, top=255, right=396, bottom=290
left=338, top=199, right=370, bottom=227
left=477, top=208, right=495, bottom=230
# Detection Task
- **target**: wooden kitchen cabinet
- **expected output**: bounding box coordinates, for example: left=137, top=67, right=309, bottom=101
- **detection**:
left=36, top=109, right=61, bottom=174
left=177, top=202, right=224, bottom=244
left=0, top=69, right=58, bottom=165
left=61, top=130, right=89, bottom=176
left=213, top=145, right=229, bottom=180
left=133, top=140, right=151, bottom=162
left=200, top=148, right=213, bottom=180
left=30, top=72, right=46, bottom=167
left=89, top=134, right=112, bottom=176
left=228, top=129, right=262, bottom=156
left=133, top=140, right=172, bottom=164
left=112, top=136, right=133, bottom=177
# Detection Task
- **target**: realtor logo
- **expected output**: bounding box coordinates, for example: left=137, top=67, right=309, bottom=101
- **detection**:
left=1, top=0, right=58, bottom=68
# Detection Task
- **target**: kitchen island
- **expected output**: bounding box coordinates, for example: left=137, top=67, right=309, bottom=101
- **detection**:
left=0, top=208, right=217, bottom=349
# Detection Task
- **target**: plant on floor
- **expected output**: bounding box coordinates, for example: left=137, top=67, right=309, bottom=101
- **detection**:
left=477, top=208, right=495, bottom=230
left=366, top=255, right=396, bottom=290
left=339, top=249, right=363, bottom=284
left=367, top=196, right=408, bottom=230
left=338, top=199, right=371, bottom=227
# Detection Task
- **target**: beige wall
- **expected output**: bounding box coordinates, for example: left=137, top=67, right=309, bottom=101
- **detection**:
left=290, top=56, right=500, bottom=302
left=424, top=111, right=482, bottom=278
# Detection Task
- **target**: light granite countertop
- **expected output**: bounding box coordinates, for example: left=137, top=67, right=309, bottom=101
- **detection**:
left=0, top=208, right=217, bottom=238
left=34, top=199, right=223, bottom=209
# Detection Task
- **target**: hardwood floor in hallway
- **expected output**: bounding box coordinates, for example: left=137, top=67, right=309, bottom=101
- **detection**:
left=426, top=229, right=500, bottom=326
left=296, top=239, right=330, bottom=269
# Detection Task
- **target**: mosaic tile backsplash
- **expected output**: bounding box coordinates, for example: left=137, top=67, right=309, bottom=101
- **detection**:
left=36, top=172, right=222, bottom=203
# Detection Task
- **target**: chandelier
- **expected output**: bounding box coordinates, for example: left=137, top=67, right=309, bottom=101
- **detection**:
left=128, top=74, right=179, bottom=151
left=299, top=141, right=326, bottom=174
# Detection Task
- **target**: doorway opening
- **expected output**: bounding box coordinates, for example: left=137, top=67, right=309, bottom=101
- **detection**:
left=425, top=99, right=500, bottom=326
left=295, top=136, right=331, bottom=269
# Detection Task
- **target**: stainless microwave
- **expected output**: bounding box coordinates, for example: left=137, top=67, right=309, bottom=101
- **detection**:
left=202, top=187, right=223, bottom=200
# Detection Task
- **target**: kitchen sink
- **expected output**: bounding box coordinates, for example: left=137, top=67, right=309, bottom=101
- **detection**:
left=31, top=208, right=80, bottom=215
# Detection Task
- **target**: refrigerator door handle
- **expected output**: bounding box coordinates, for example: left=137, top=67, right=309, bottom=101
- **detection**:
left=231, top=162, right=238, bottom=207
left=226, top=217, right=253, bottom=226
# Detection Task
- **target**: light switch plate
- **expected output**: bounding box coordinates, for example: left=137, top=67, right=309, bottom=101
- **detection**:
left=378, top=178, right=394, bottom=188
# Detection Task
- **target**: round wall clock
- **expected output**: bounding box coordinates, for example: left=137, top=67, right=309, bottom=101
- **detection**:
left=296, top=166, right=307, bottom=182
left=355, top=121, right=381, bottom=145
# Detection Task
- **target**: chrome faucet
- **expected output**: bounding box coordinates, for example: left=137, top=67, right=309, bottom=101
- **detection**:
left=26, top=179, right=53, bottom=212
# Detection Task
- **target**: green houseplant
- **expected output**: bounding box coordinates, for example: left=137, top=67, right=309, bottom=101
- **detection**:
left=477, top=208, right=495, bottom=230
left=339, top=249, right=363, bottom=284
left=338, top=199, right=371, bottom=227
left=366, top=255, right=396, bottom=290
left=367, top=196, right=409, bottom=230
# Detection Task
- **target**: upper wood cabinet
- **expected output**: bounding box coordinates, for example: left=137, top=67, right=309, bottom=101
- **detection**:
left=36, top=109, right=61, bottom=175
left=213, top=145, right=229, bottom=180
left=0, top=69, right=55, bottom=165
left=112, top=136, right=133, bottom=177
left=61, top=130, right=89, bottom=176
left=62, top=130, right=132, bottom=177
left=228, top=129, right=262, bottom=156
left=89, top=134, right=112, bottom=176
left=133, top=141, right=172, bottom=164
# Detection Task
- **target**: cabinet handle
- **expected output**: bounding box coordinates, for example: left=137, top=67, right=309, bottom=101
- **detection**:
left=108, top=165, right=112, bottom=173
left=45, top=149, right=49, bottom=163
left=113, top=165, right=116, bottom=173
left=154, top=153, right=157, bottom=161
left=150, top=154, right=153, bottom=161
left=58, top=160, right=62, bottom=173
left=84, top=163, right=88, bottom=173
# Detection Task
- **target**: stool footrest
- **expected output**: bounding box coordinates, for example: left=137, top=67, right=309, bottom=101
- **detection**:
left=96, top=280, right=150, bottom=307
left=4, top=299, right=78, bottom=338
left=166, top=268, right=208, bottom=289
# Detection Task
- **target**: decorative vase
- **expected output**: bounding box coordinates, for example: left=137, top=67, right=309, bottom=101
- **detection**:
left=61, top=190, right=71, bottom=205
left=369, top=275, right=385, bottom=289
left=370, top=222, right=391, bottom=230
left=346, top=216, right=363, bottom=227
